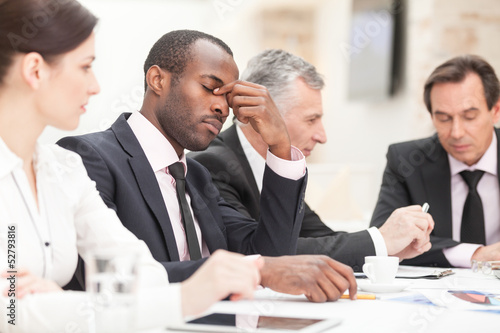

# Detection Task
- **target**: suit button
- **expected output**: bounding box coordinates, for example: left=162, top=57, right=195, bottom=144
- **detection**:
left=353, top=265, right=360, bottom=272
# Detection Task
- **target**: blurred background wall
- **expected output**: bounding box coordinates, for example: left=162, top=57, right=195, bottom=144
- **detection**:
left=41, top=0, right=500, bottom=227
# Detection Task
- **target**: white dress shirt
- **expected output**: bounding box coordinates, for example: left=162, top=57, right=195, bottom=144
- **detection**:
left=128, top=112, right=306, bottom=261
left=0, top=138, right=183, bottom=333
left=443, top=130, right=500, bottom=267
left=236, top=125, right=388, bottom=256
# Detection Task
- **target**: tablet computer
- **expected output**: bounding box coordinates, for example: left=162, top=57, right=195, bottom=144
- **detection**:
left=168, top=312, right=342, bottom=332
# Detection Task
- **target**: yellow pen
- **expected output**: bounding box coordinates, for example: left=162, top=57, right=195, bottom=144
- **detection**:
left=341, top=293, right=377, bottom=300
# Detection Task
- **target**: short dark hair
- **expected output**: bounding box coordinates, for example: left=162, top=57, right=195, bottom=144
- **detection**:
left=0, top=0, right=98, bottom=85
left=424, top=55, right=500, bottom=113
left=143, top=29, right=233, bottom=90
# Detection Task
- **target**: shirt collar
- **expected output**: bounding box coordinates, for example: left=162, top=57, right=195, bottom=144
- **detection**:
left=449, top=129, right=498, bottom=176
left=0, top=137, right=63, bottom=180
left=236, top=124, right=266, bottom=192
left=127, top=112, right=187, bottom=174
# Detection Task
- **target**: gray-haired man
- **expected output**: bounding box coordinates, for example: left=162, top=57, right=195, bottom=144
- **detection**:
left=190, top=49, right=434, bottom=271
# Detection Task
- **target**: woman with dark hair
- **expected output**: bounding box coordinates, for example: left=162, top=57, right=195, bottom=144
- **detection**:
left=0, top=1, right=261, bottom=332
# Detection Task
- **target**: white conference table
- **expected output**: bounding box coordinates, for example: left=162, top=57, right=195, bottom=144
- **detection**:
left=160, top=265, right=500, bottom=333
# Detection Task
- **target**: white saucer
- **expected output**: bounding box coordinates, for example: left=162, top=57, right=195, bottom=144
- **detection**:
left=358, top=281, right=410, bottom=293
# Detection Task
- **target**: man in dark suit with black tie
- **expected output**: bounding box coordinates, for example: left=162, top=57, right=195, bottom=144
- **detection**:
left=371, top=54, right=500, bottom=267
left=58, top=30, right=357, bottom=302
left=190, top=49, right=434, bottom=271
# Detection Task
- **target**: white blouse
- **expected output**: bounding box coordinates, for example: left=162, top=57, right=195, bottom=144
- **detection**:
left=0, top=139, right=183, bottom=332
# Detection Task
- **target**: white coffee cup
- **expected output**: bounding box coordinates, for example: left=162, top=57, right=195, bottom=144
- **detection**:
left=362, top=256, right=399, bottom=284
left=85, top=249, right=139, bottom=333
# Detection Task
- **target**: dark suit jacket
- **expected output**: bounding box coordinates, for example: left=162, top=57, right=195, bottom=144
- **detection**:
left=189, top=125, right=375, bottom=271
left=58, top=114, right=306, bottom=282
left=370, top=128, right=500, bottom=267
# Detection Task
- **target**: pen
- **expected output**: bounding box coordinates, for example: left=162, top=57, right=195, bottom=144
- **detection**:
left=341, top=294, right=376, bottom=300
left=422, top=202, right=430, bottom=213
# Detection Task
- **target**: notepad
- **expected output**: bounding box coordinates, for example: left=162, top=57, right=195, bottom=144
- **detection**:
left=396, top=269, right=455, bottom=279
left=355, top=269, right=455, bottom=280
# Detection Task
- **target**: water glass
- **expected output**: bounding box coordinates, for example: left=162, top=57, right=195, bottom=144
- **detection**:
left=85, top=249, right=139, bottom=333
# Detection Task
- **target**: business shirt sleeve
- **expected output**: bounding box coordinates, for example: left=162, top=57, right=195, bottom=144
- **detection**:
left=367, top=227, right=388, bottom=256
left=442, top=243, right=482, bottom=267
left=265, top=146, right=305, bottom=181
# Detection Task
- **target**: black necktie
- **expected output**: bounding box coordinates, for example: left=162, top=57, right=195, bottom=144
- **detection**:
left=168, top=162, right=202, bottom=260
left=460, top=170, right=486, bottom=244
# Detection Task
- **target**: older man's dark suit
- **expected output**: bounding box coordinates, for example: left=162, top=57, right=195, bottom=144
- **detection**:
left=189, top=125, right=376, bottom=271
left=370, top=128, right=500, bottom=267
left=58, top=114, right=306, bottom=282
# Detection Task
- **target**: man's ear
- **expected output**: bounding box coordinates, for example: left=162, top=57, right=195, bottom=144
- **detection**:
left=145, top=65, right=171, bottom=96
left=491, top=97, right=500, bottom=124
left=21, top=52, right=45, bottom=90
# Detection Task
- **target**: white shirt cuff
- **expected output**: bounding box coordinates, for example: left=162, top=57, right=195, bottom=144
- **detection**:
left=367, top=227, right=388, bottom=256
left=442, top=244, right=482, bottom=268
left=265, top=146, right=306, bottom=181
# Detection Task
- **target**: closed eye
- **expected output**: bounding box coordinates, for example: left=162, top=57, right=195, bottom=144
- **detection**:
left=202, top=85, right=213, bottom=93
left=463, top=109, right=479, bottom=120
left=434, top=113, right=452, bottom=122
left=306, top=116, right=322, bottom=124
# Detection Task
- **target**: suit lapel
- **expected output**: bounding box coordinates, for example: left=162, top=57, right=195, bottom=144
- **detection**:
left=220, top=125, right=261, bottom=201
left=112, top=114, right=180, bottom=261
left=421, top=135, right=453, bottom=238
left=185, top=177, right=227, bottom=253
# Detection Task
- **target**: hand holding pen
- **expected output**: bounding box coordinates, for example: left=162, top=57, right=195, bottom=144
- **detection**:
left=377, top=203, right=434, bottom=260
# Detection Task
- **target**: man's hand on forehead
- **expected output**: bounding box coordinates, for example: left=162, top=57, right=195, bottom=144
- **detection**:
left=214, top=80, right=291, bottom=160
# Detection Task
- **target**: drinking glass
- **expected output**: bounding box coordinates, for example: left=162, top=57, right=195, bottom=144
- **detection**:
left=85, top=249, right=139, bottom=333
